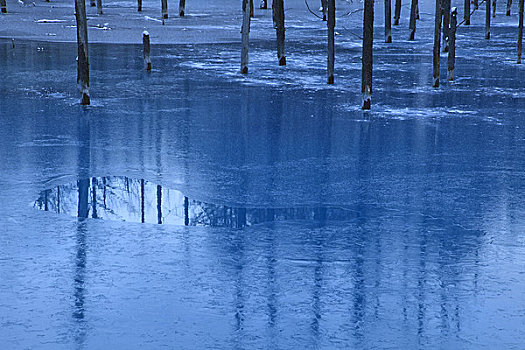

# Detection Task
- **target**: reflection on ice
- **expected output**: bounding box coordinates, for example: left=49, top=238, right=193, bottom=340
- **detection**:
left=35, top=176, right=365, bottom=227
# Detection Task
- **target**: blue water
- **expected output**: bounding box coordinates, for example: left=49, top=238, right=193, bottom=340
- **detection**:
left=1, top=22, right=525, bottom=349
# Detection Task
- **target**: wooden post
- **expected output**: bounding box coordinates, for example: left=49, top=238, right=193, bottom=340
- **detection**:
left=322, top=0, right=328, bottom=21
left=433, top=0, right=442, bottom=87
left=274, top=0, right=286, bottom=65
left=260, top=0, right=267, bottom=9
left=362, top=0, right=374, bottom=110
left=409, top=0, right=417, bottom=40
left=162, top=0, right=168, bottom=19
left=327, top=0, right=335, bottom=83
left=486, top=0, right=491, bottom=39
left=443, top=0, right=450, bottom=52
left=394, top=0, right=401, bottom=25
left=138, top=0, right=142, bottom=11
left=507, top=0, right=512, bottom=15
left=493, top=0, right=497, bottom=17
left=448, top=7, right=457, bottom=80
left=464, top=0, right=471, bottom=25
left=97, top=0, right=103, bottom=15
left=241, top=0, right=251, bottom=73
left=143, top=31, right=151, bottom=71
left=179, top=0, right=185, bottom=16
left=75, top=0, right=90, bottom=105
left=518, top=0, right=524, bottom=63
left=385, top=0, right=392, bottom=43
left=1, top=0, right=6, bottom=14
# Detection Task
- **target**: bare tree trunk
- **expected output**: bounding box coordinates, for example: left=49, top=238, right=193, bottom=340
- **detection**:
left=157, top=185, right=162, bottom=224
left=179, top=0, right=185, bottom=16
left=97, top=0, right=103, bottom=15
left=362, top=0, right=374, bottom=110
left=394, top=0, right=401, bottom=25
left=507, top=0, right=512, bottom=15
left=448, top=7, right=457, bottom=80
left=433, top=0, right=442, bottom=87
left=75, top=0, right=90, bottom=105
left=241, top=0, right=251, bottom=73
left=162, top=0, right=168, bottom=19
left=184, top=196, right=189, bottom=225
left=486, top=0, right=491, bottom=39
left=409, top=0, right=417, bottom=40
left=385, top=0, right=392, bottom=42
left=141, top=179, right=145, bottom=223
left=443, top=0, right=450, bottom=52
left=138, top=0, right=142, bottom=11
left=327, top=0, right=335, bottom=83
left=274, top=0, right=286, bottom=65
left=518, top=0, right=524, bottom=63
left=250, top=0, right=254, bottom=17
left=493, top=0, right=497, bottom=17
left=464, top=0, right=471, bottom=24
left=143, top=31, right=151, bottom=71
left=322, top=0, right=328, bottom=21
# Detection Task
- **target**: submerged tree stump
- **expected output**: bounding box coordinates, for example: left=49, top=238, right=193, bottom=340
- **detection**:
left=409, top=0, right=417, bottom=40
left=143, top=31, right=151, bottom=71
left=518, top=0, right=524, bottom=63
left=75, top=0, right=90, bottom=105
left=274, top=0, right=286, bottom=65
left=179, top=0, right=185, bottom=16
left=433, top=0, right=442, bottom=87
left=327, top=0, right=335, bottom=83
left=448, top=7, right=457, bottom=80
left=241, top=0, right=251, bottom=73
left=385, top=0, right=392, bottom=43
left=362, top=0, right=374, bottom=110
left=394, top=0, right=401, bottom=25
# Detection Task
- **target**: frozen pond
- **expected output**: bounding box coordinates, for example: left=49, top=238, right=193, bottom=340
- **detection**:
left=1, top=21, right=525, bottom=349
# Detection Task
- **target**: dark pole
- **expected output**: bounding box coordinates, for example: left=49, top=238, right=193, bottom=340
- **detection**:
left=443, top=0, right=451, bottom=52
left=465, top=0, right=471, bottom=25
left=75, top=0, right=90, bottom=105
left=179, top=0, right=185, bottom=16
left=241, top=0, right=251, bottom=73
left=143, top=31, right=151, bottom=71
left=250, top=0, right=254, bottom=17
left=92, top=178, right=98, bottom=219
left=1, top=0, right=6, bottom=13
left=141, top=179, right=145, bottom=223
left=385, top=0, right=392, bottom=43
left=78, top=179, right=90, bottom=219
left=518, top=0, right=524, bottom=63
left=274, top=0, right=286, bottom=65
left=322, top=0, right=328, bottom=21
left=448, top=7, right=457, bottom=80
left=409, top=0, right=417, bottom=40
left=433, top=0, right=442, bottom=87
left=362, top=0, right=374, bottom=110
left=97, top=0, right=102, bottom=14
left=184, top=196, right=189, bottom=225
left=507, top=0, right=512, bottom=15
left=394, top=0, right=401, bottom=25
left=162, top=0, right=168, bottom=19
left=493, top=0, right=497, bottom=17
left=486, top=0, right=491, bottom=39
left=327, top=0, right=335, bottom=83
left=138, top=0, right=142, bottom=11
left=157, top=185, right=162, bottom=224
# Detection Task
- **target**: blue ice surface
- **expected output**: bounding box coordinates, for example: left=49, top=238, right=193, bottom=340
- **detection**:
left=1, top=20, right=525, bottom=349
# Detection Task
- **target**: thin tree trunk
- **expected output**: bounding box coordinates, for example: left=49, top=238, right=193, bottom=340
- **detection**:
left=1, top=0, right=6, bottom=14
left=448, top=7, right=457, bottom=80
left=250, top=0, right=254, bottom=17
left=464, top=0, right=471, bottom=24
left=518, top=0, right=524, bottom=63
left=138, top=0, right=142, bottom=11
left=394, top=0, right=401, bottom=25
left=179, top=0, right=185, bottom=16
left=493, top=0, right=497, bottom=17
left=322, top=0, right=328, bottom=21
left=433, top=0, right=442, bottom=87
left=143, top=31, right=151, bottom=71
left=162, top=0, right=168, bottom=19
left=385, top=0, right=392, bottom=42
left=157, top=185, right=162, bottom=224
left=141, top=179, right=145, bottom=223
left=327, top=0, right=335, bottom=83
left=362, top=0, right=374, bottom=110
left=443, top=0, right=450, bottom=52
left=274, top=0, right=286, bottom=65
left=507, top=0, right=512, bottom=15
left=97, top=0, right=103, bottom=15
left=409, top=0, right=417, bottom=40
left=75, top=0, right=90, bottom=105
left=184, top=197, right=189, bottom=225
left=241, top=0, right=251, bottom=73
left=486, top=0, right=491, bottom=39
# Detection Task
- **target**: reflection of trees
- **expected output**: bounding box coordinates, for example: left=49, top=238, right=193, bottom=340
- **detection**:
left=36, top=177, right=372, bottom=228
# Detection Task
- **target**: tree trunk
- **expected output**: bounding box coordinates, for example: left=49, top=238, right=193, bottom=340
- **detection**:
left=409, top=0, right=417, bottom=40
left=138, top=0, right=142, bottom=11
left=486, top=0, right=491, bottom=39
left=448, top=7, right=457, bottom=80
left=518, top=0, right=524, bottom=63
left=143, top=31, right=151, bottom=71
left=162, top=0, right=168, bottom=19
left=394, top=0, right=401, bottom=25
left=327, top=0, right=335, bottom=83
left=493, top=0, right=497, bottom=17
left=433, top=0, right=442, bottom=87
left=75, top=0, right=90, bottom=105
left=97, top=0, right=103, bottom=15
left=179, top=0, right=185, bottom=16
left=507, top=0, right=512, bottom=15
left=464, top=0, right=470, bottom=25
left=241, top=0, right=251, bottom=73
left=362, top=0, right=374, bottom=109
left=443, top=0, right=450, bottom=52
left=385, top=0, right=392, bottom=42
left=274, top=0, right=286, bottom=65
